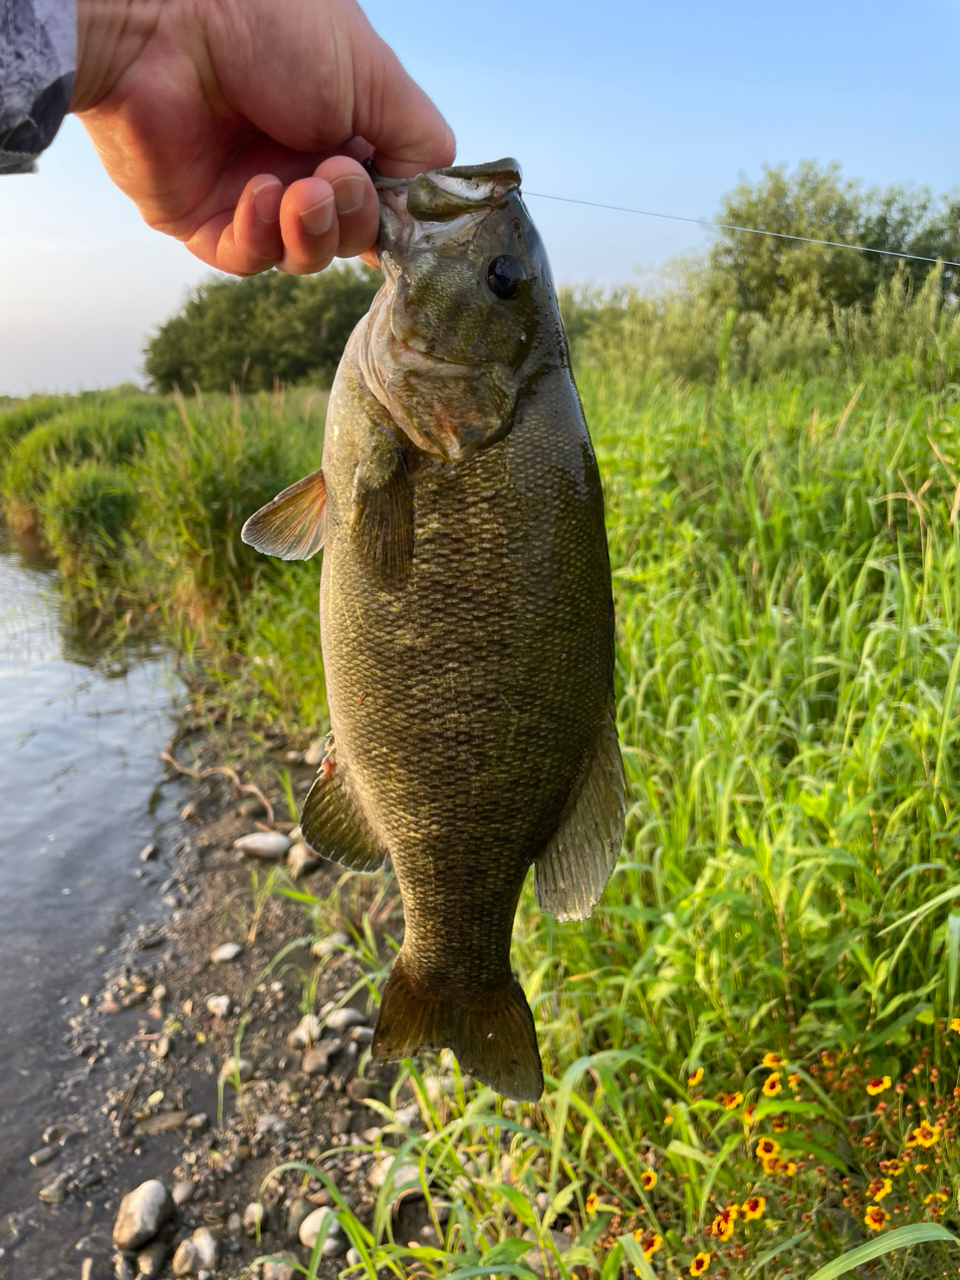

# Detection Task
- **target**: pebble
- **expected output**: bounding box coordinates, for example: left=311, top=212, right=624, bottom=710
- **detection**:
left=255, top=1113, right=285, bottom=1138
left=136, top=1239, right=169, bottom=1280
left=133, top=1111, right=188, bottom=1136
left=39, top=1171, right=71, bottom=1204
left=286, top=842, right=320, bottom=878
left=210, top=942, right=242, bottom=964
left=185, top=1113, right=209, bottom=1132
left=351, top=1025, right=374, bottom=1046
left=151, top=1034, right=171, bottom=1059
left=262, top=1256, right=297, bottom=1280
left=242, top=1202, right=265, bottom=1237
left=139, top=844, right=158, bottom=862
left=310, top=932, right=349, bottom=959
left=226, top=1212, right=242, bottom=1236
left=324, top=1007, right=366, bottom=1033
left=234, top=831, right=290, bottom=861
left=322, top=1231, right=349, bottom=1258
left=301, top=1041, right=340, bottom=1076
left=368, top=1154, right=422, bottom=1195
left=219, top=1056, right=254, bottom=1084
left=286, top=1014, right=322, bottom=1049
left=171, top=1227, right=219, bottom=1277
left=345, top=1248, right=361, bottom=1268
left=298, top=1207, right=337, bottom=1249
left=303, top=738, right=326, bottom=766
left=112, top=1180, right=174, bottom=1250
left=115, top=1256, right=137, bottom=1280
left=285, top=1198, right=313, bottom=1244
left=205, top=995, right=231, bottom=1019
left=171, top=1181, right=196, bottom=1208
left=29, top=1147, right=58, bottom=1166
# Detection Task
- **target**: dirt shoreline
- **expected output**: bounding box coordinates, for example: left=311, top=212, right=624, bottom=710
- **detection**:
left=1, top=728, right=426, bottom=1280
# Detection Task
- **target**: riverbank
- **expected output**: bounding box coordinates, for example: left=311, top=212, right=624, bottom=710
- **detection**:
left=3, top=723, right=417, bottom=1280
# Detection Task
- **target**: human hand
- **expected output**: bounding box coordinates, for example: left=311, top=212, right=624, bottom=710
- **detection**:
left=72, top=0, right=455, bottom=275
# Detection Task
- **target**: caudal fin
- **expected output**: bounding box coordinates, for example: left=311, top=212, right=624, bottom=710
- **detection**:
left=371, top=956, right=543, bottom=1102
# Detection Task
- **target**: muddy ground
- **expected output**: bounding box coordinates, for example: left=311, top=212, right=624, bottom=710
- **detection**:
left=0, top=729, right=439, bottom=1280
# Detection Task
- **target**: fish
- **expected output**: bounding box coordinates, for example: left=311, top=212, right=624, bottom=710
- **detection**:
left=241, top=158, right=625, bottom=1102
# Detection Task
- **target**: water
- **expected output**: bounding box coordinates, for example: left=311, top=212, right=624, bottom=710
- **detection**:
left=0, top=529, right=180, bottom=1201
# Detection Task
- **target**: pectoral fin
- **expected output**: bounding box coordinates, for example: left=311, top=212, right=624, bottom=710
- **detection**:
left=534, top=708, right=626, bottom=922
left=351, top=433, right=413, bottom=586
left=300, top=751, right=388, bottom=873
left=241, top=468, right=326, bottom=560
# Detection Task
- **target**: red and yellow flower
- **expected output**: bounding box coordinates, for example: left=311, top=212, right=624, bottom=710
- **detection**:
left=866, top=1075, right=892, bottom=1096
left=641, top=1170, right=658, bottom=1192
left=688, top=1067, right=704, bottom=1087
left=762, top=1072, right=783, bottom=1097
left=867, top=1177, right=892, bottom=1202
left=864, top=1205, right=890, bottom=1232
left=906, top=1121, right=939, bottom=1148
left=755, top=1137, right=780, bottom=1160
left=636, top=1231, right=663, bottom=1262
left=762, top=1052, right=786, bottom=1068
left=690, top=1252, right=711, bottom=1276
left=741, top=1196, right=766, bottom=1221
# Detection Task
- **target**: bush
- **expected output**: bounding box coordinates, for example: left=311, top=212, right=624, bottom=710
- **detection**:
left=36, top=461, right=139, bottom=585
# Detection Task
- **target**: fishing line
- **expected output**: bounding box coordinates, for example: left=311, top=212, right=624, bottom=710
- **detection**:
left=524, top=191, right=960, bottom=270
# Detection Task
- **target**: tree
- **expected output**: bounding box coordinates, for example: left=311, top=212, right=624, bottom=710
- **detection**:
left=707, top=162, right=960, bottom=319
left=143, top=264, right=381, bottom=392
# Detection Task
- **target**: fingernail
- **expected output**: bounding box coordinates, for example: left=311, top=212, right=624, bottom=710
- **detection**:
left=332, top=175, right=367, bottom=217
left=253, top=181, right=281, bottom=223
left=299, top=197, right=334, bottom=237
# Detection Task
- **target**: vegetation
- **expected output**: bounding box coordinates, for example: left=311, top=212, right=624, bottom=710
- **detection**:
left=7, top=164, right=960, bottom=1275
left=143, top=263, right=381, bottom=393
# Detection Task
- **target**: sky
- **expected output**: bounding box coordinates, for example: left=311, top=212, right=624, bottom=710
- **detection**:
left=1, top=0, right=959, bottom=397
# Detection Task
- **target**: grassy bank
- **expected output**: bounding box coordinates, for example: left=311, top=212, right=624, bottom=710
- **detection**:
left=5, top=293, right=960, bottom=1277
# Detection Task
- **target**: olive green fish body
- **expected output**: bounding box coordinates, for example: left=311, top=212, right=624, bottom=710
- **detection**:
left=242, top=161, right=625, bottom=1100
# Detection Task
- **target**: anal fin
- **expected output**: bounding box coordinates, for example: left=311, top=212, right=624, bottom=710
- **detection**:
left=534, top=707, right=626, bottom=922
left=300, top=754, right=388, bottom=873
left=372, top=954, right=544, bottom=1103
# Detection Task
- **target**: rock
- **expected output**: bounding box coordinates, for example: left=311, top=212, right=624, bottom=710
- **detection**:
left=39, top=1171, right=71, bottom=1204
left=286, top=1015, right=322, bottom=1050
left=311, top=932, right=349, bottom=959
left=219, top=1056, right=254, bottom=1084
left=115, top=1256, right=137, bottom=1280
left=242, top=1202, right=265, bottom=1237
left=112, top=1180, right=174, bottom=1250
left=171, top=1227, right=219, bottom=1276
left=171, top=1181, right=195, bottom=1208
left=301, top=1041, right=340, bottom=1076
left=322, top=1231, right=348, bottom=1258
left=351, top=1025, right=374, bottom=1046
left=210, top=942, right=242, bottom=964
left=205, top=995, right=231, bottom=1019
left=29, top=1147, right=58, bottom=1166
left=151, top=1035, right=171, bottom=1059
left=285, top=1198, right=313, bottom=1244
left=133, top=1111, right=188, bottom=1136
left=262, top=1255, right=297, bottom=1280
left=136, top=1239, right=169, bottom=1280
left=255, top=1114, right=285, bottom=1138
left=324, top=1007, right=366, bottom=1033
left=226, top=1213, right=242, bottom=1235
left=298, top=1207, right=337, bottom=1249
left=522, top=1228, right=574, bottom=1277
left=303, top=738, right=326, bottom=766
left=234, top=832, right=290, bottom=861
left=287, top=842, right=320, bottom=878
left=139, top=844, right=158, bottom=862
left=369, top=1154, right=422, bottom=1196
left=185, top=1113, right=209, bottom=1132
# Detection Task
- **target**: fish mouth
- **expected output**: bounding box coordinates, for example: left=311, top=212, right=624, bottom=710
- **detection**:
left=368, top=158, right=522, bottom=260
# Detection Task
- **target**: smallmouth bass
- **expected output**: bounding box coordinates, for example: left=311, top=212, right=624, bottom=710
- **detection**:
left=243, top=159, right=625, bottom=1101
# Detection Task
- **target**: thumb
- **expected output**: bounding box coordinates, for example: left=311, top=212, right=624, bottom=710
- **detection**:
left=356, top=40, right=456, bottom=178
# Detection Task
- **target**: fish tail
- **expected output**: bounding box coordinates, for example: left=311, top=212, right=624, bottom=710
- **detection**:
left=372, top=955, right=544, bottom=1103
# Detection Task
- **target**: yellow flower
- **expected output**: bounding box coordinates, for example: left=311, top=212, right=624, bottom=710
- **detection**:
left=762, top=1072, right=783, bottom=1097
left=907, top=1121, right=939, bottom=1148
left=866, top=1075, right=892, bottom=1096
left=755, top=1137, right=780, bottom=1159
left=742, top=1196, right=766, bottom=1221
left=725, top=1091, right=744, bottom=1110
left=709, top=1213, right=735, bottom=1242
left=761, top=1155, right=780, bottom=1175
left=688, top=1067, right=704, bottom=1087
left=585, top=1193, right=598, bottom=1215
left=915, top=1162, right=930, bottom=1172
left=924, top=1192, right=949, bottom=1204
left=637, top=1232, right=663, bottom=1262
left=950, top=1017, right=960, bottom=1033
left=787, top=1073, right=801, bottom=1090
left=885, top=1160, right=905, bottom=1176
left=867, top=1177, right=892, bottom=1202
left=772, top=1114, right=789, bottom=1133
left=865, top=1205, right=890, bottom=1232
left=779, top=1160, right=798, bottom=1177
left=641, top=1170, right=658, bottom=1191
left=762, top=1052, right=786, bottom=1068
left=690, top=1252, right=711, bottom=1276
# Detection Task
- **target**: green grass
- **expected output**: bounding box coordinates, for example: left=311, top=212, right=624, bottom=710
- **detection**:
left=6, top=286, right=960, bottom=1276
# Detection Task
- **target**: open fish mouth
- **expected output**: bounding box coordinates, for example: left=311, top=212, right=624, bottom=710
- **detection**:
left=368, top=158, right=523, bottom=259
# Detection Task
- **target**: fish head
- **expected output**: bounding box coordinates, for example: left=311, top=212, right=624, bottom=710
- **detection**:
left=361, top=159, right=567, bottom=464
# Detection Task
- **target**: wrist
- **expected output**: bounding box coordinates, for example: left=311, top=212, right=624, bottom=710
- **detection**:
left=71, top=0, right=163, bottom=112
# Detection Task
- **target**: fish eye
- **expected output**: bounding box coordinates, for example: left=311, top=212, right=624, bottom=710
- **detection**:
left=486, top=255, right=527, bottom=300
